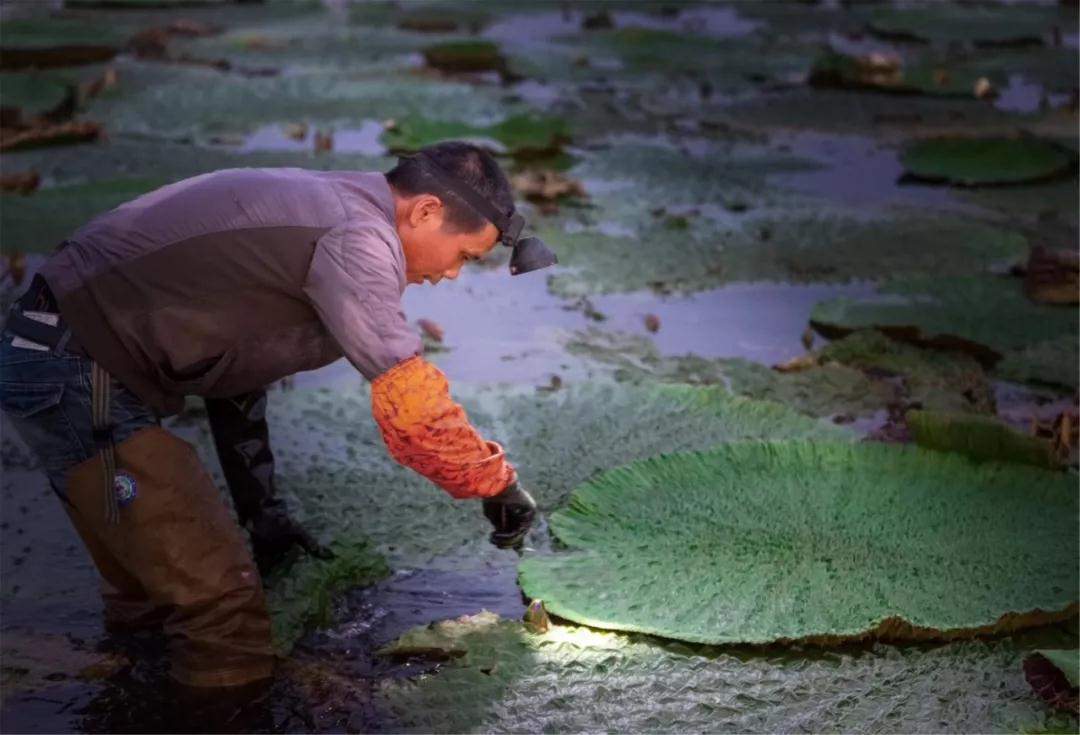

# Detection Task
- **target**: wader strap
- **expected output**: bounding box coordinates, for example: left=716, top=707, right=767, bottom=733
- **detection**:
left=91, top=362, right=120, bottom=524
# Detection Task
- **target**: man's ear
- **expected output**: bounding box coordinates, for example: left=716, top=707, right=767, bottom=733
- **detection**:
left=409, top=194, right=443, bottom=228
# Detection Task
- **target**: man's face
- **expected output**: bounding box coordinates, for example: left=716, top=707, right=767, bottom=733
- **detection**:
left=396, top=194, right=499, bottom=285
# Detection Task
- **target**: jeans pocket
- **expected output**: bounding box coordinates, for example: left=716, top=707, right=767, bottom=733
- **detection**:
left=0, top=380, right=91, bottom=486
left=0, top=381, right=65, bottom=418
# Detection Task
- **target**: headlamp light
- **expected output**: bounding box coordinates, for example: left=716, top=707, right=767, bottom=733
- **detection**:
left=401, top=153, right=558, bottom=276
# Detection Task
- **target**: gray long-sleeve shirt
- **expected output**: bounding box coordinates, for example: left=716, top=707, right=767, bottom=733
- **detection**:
left=40, top=168, right=421, bottom=416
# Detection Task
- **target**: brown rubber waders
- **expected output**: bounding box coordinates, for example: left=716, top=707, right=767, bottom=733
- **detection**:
left=64, top=426, right=275, bottom=688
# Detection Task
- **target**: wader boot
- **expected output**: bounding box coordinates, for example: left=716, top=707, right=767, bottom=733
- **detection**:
left=65, top=426, right=275, bottom=687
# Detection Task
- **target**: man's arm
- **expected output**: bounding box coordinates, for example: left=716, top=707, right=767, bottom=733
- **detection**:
left=303, top=223, right=534, bottom=542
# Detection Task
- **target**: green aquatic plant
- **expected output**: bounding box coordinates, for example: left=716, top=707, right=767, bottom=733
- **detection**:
left=184, top=382, right=841, bottom=649
left=900, top=138, right=1075, bottom=186
left=1, top=178, right=168, bottom=254
left=811, top=275, right=1079, bottom=389
left=0, top=17, right=126, bottom=59
left=0, top=72, right=73, bottom=120
left=907, top=409, right=1060, bottom=470
left=264, top=537, right=389, bottom=652
left=818, top=329, right=995, bottom=414
left=383, top=114, right=568, bottom=157
left=520, top=441, right=1078, bottom=645
left=544, top=210, right=1028, bottom=297
left=376, top=614, right=1080, bottom=733
left=859, top=4, right=1067, bottom=46
left=564, top=328, right=892, bottom=419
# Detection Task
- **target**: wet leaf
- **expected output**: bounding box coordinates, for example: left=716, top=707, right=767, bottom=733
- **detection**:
left=0, top=171, right=39, bottom=195
left=379, top=615, right=1077, bottom=733
left=0, top=120, right=103, bottom=152
left=900, top=137, right=1075, bottom=186
left=383, top=114, right=568, bottom=157
left=520, top=441, right=1078, bottom=645
left=811, top=276, right=1079, bottom=390
left=907, top=409, right=1060, bottom=470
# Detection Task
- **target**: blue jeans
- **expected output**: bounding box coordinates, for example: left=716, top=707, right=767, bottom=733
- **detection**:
left=0, top=329, right=158, bottom=496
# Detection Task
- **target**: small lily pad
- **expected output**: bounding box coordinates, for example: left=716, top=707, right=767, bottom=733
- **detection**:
left=900, top=137, right=1075, bottom=186
left=0, top=18, right=125, bottom=69
left=383, top=114, right=568, bottom=157
left=0, top=177, right=167, bottom=254
left=0, top=72, right=72, bottom=121
left=810, top=275, right=1079, bottom=388
left=861, top=5, right=1065, bottom=47
left=1024, top=649, right=1080, bottom=714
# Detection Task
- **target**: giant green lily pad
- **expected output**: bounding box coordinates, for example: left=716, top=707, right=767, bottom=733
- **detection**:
left=900, top=138, right=1075, bottom=186
left=199, top=383, right=840, bottom=572
left=383, top=114, right=568, bottom=157
left=998, top=336, right=1080, bottom=392
left=520, top=441, right=1078, bottom=646
left=565, top=328, right=892, bottom=419
left=81, top=59, right=510, bottom=142
left=377, top=614, right=1078, bottom=733
left=185, top=383, right=840, bottom=648
left=810, top=275, right=1079, bottom=388
left=860, top=5, right=1066, bottom=46
left=818, top=329, right=995, bottom=414
left=907, top=409, right=1060, bottom=470
left=0, top=178, right=167, bottom=254
left=0, top=18, right=125, bottom=69
left=0, top=72, right=72, bottom=121
left=545, top=211, right=1028, bottom=297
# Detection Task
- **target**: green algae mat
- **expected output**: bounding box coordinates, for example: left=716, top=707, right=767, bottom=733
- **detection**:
left=376, top=613, right=1080, bottom=734
left=519, top=441, right=1078, bottom=646
left=901, top=138, right=1075, bottom=186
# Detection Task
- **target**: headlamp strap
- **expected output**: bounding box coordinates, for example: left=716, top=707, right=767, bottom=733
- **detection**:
left=405, top=152, right=524, bottom=246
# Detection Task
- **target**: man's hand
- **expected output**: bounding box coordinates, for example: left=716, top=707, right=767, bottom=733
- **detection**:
left=482, top=482, right=537, bottom=549
left=249, top=506, right=334, bottom=576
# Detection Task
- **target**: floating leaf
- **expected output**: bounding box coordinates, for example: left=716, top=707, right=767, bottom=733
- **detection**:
left=900, top=137, right=1075, bottom=186
left=0, top=18, right=124, bottom=69
left=520, top=441, right=1078, bottom=645
left=378, top=615, right=1076, bottom=733
left=907, top=409, right=1059, bottom=470
left=0, top=177, right=166, bottom=253
left=810, top=275, right=1079, bottom=389
left=860, top=4, right=1066, bottom=46
left=383, top=114, right=568, bottom=157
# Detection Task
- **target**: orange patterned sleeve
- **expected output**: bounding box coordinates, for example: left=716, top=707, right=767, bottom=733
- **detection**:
left=370, top=356, right=516, bottom=499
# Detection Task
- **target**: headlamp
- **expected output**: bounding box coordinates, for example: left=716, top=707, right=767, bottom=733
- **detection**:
left=401, top=152, right=558, bottom=276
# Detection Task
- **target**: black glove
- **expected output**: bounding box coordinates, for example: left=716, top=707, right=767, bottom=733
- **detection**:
left=249, top=502, right=334, bottom=576
left=482, top=482, right=537, bottom=549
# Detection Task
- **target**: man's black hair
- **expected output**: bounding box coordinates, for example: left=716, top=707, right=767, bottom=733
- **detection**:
left=386, top=141, right=514, bottom=234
